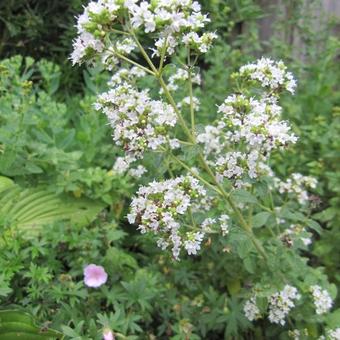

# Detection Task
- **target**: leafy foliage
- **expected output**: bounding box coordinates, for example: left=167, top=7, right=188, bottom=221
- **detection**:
left=0, top=1, right=339, bottom=339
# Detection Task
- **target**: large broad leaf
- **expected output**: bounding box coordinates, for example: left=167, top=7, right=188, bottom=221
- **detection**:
left=0, top=310, right=63, bottom=339
left=0, top=176, right=14, bottom=192
left=0, top=176, right=106, bottom=237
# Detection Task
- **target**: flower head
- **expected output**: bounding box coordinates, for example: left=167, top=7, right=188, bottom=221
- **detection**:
left=268, top=285, right=300, bottom=325
left=128, top=175, right=208, bottom=259
left=239, top=57, right=297, bottom=94
left=310, top=285, right=333, bottom=315
left=103, top=328, right=115, bottom=340
left=84, top=264, right=108, bottom=288
left=244, top=296, right=261, bottom=321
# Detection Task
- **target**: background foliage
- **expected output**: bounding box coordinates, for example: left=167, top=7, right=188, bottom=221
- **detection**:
left=0, top=0, right=339, bottom=339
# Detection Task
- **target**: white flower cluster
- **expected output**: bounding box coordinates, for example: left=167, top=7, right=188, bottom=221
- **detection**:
left=239, top=57, right=297, bottom=94
left=71, top=0, right=215, bottom=65
left=268, top=285, right=300, bottom=325
left=289, top=329, right=310, bottom=340
left=319, top=329, right=340, bottom=340
left=95, top=82, right=179, bottom=172
left=101, top=37, right=138, bottom=68
left=109, top=66, right=146, bottom=86
left=71, top=0, right=122, bottom=65
left=178, top=96, right=201, bottom=111
left=289, top=329, right=301, bottom=340
left=310, top=285, right=333, bottom=315
left=165, top=68, right=201, bottom=93
left=274, top=173, right=317, bottom=205
left=282, top=224, right=312, bottom=247
left=197, top=92, right=297, bottom=186
left=71, top=31, right=104, bottom=65
left=328, top=329, right=340, bottom=340
left=183, top=231, right=204, bottom=255
left=194, top=215, right=230, bottom=236
left=244, top=296, right=261, bottom=321
left=128, top=175, right=208, bottom=259
left=219, top=214, right=230, bottom=235
left=182, top=31, right=218, bottom=53
left=128, top=164, right=147, bottom=178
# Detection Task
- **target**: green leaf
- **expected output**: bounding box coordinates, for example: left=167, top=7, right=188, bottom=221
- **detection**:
left=306, top=219, right=322, bottom=234
left=252, top=212, right=271, bottom=228
left=0, top=177, right=106, bottom=236
left=325, top=308, right=340, bottom=328
left=0, top=310, right=62, bottom=339
left=231, top=189, right=258, bottom=204
left=313, top=207, right=337, bottom=222
left=0, top=176, right=14, bottom=193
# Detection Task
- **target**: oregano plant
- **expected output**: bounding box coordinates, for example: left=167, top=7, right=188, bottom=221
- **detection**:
left=71, top=0, right=338, bottom=337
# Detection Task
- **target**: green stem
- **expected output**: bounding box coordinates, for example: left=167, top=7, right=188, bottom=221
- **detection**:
left=158, top=76, right=194, bottom=140
left=178, top=140, right=195, bottom=146
left=187, top=49, right=196, bottom=138
left=129, top=29, right=158, bottom=74
left=188, top=70, right=195, bottom=138
left=130, top=28, right=195, bottom=142
left=166, top=150, right=222, bottom=196
left=188, top=207, right=197, bottom=229
left=197, top=154, right=268, bottom=260
left=113, top=50, right=155, bottom=76
left=129, top=27, right=268, bottom=261
left=158, top=35, right=169, bottom=73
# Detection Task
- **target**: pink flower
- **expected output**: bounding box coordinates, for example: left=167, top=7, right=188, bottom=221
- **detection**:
left=103, top=328, right=115, bottom=340
left=83, top=264, right=108, bottom=288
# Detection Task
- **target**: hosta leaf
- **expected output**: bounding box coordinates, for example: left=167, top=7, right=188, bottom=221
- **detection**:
left=0, top=178, right=106, bottom=236
left=0, top=310, right=63, bottom=339
left=0, top=176, right=14, bottom=193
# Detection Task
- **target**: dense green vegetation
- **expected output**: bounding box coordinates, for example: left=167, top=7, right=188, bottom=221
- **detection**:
left=0, top=1, right=339, bottom=339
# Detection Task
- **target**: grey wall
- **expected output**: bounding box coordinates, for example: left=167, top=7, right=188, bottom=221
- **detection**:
left=255, top=0, right=340, bottom=58
left=323, top=0, right=340, bottom=14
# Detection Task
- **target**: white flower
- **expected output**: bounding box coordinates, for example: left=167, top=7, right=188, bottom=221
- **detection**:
left=184, top=231, right=204, bottom=255
left=128, top=165, right=147, bottom=178
left=169, top=138, right=180, bottom=149
left=109, top=66, right=146, bottom=86
left=219, top=214, right=230, bottom=235
left=268, top=285, right=300, bottom=325
left=182, top=32, right=217, bottom=53
left=288, top=329, right=303, bottom=340
left=197, top=92, right=297, bottom=187
left=113, top=156, right=134, bottom=174
left=153, top=35, right=178, bottom=57
left=116, top=38, right=137, bottom=54
left=201, top=218, right=216, bottom=232
left=95, top=83, right=177, bottom=169
left=130, top=1, right=156, bottom=32
left=239, top=57, right=297, bottom=94
left=328, top=328, right=340, bottom=340
left=161, top=67, right=201, bottom=93
left=244, top=296, right=261, bottom=321
left=282, top=224, right=313, bottom=247
left=72, top=0, right=215, bottom=63
left=274, top=173, right=317, bottom=205
left=178, top=96, right=200, bottom=111
left=128, top=175, right=208, bottom=259
left=71, top=32, right=104, bottom=65
left=310, top=285, right=333, bottom=315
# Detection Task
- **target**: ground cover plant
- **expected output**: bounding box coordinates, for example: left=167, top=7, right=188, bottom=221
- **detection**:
left=0, top=0, right=339, bottom=339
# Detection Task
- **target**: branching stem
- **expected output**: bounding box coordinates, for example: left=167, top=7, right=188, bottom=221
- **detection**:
left=124, top=27, right=269, bottom=261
